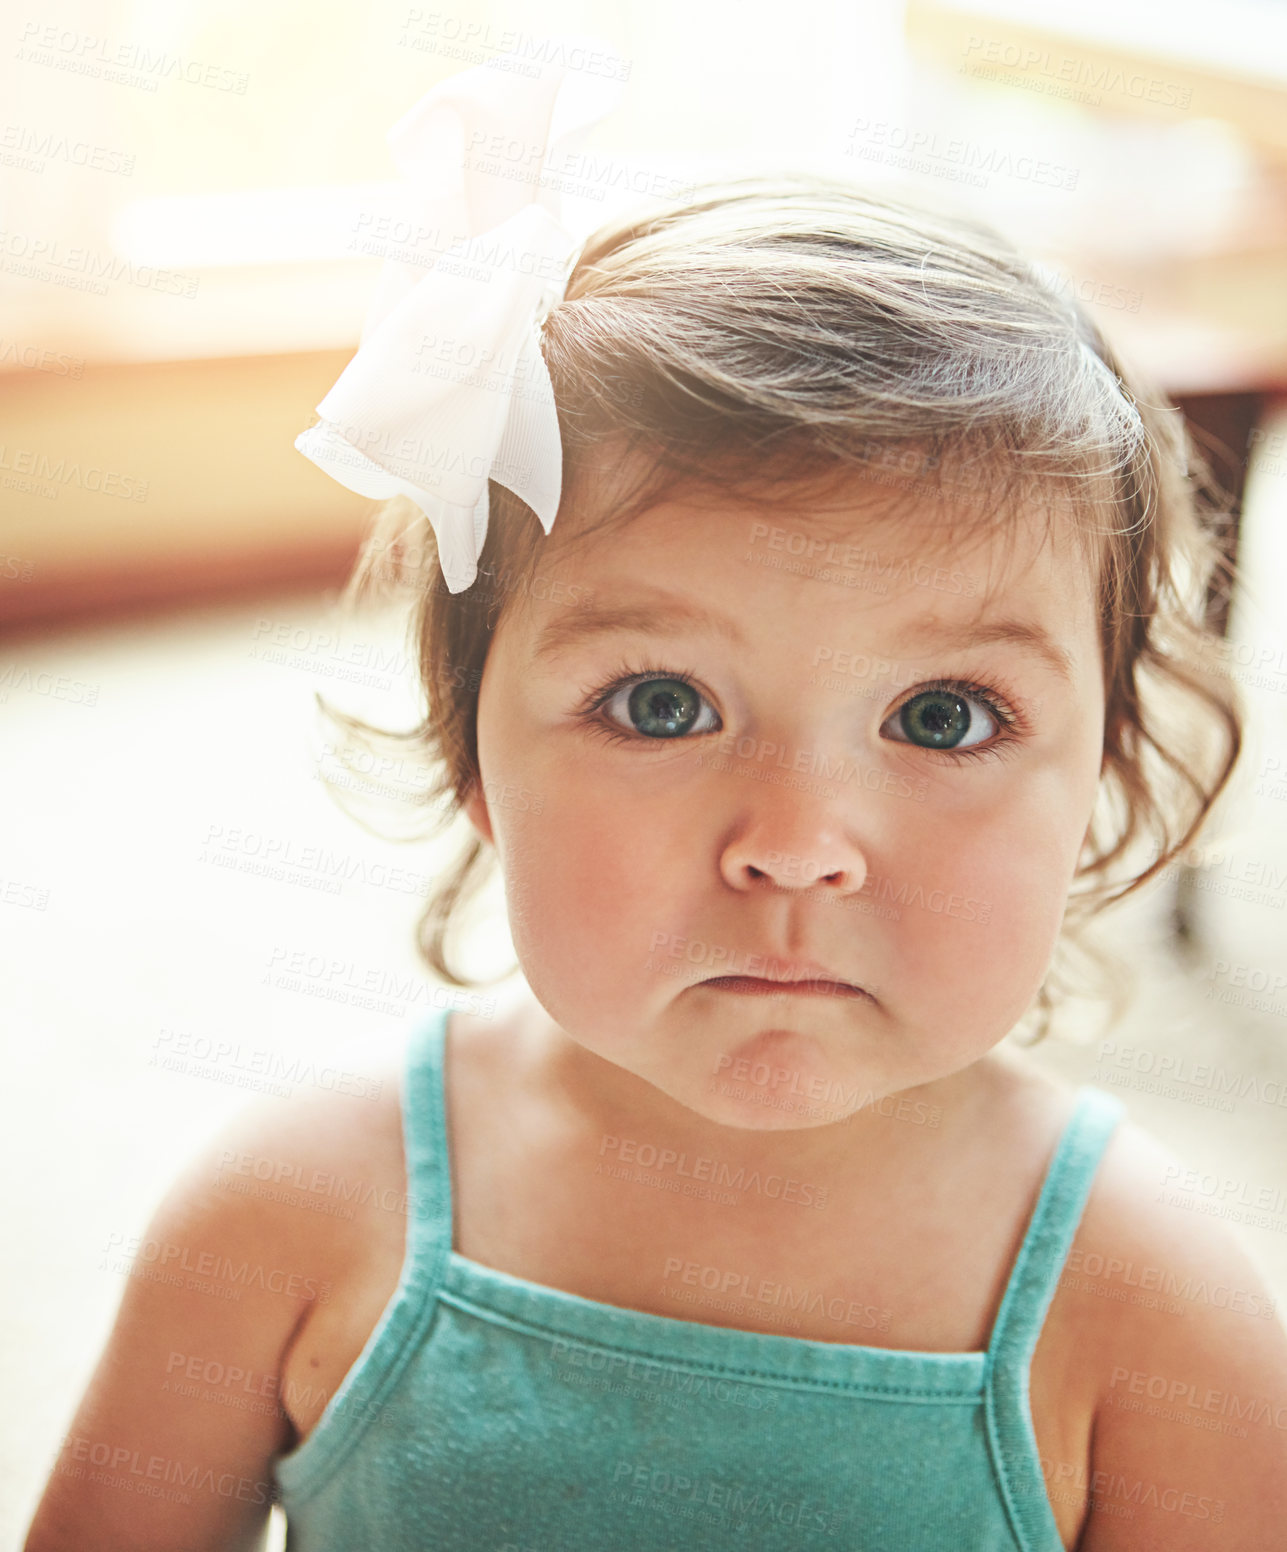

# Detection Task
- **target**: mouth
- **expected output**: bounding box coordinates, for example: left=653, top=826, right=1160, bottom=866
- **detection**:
left=701, top=974, right=871, bottom=1001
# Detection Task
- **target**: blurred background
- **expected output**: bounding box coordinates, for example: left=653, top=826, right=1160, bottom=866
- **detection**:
left=3, top=0, right=1287, bottom=1545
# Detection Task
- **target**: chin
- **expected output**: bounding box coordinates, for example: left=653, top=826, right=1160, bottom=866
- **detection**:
left=691, top=1076, right=852, bottom=1131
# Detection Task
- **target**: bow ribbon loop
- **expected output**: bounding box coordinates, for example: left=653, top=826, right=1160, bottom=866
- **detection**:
left=296, top=41, right=624, bottom=592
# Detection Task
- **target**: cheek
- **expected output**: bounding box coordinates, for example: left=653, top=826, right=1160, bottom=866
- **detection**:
left=888, top=777, right=1090, bottom=1037
left=495, top=775, right=694, bottom=1009
left=476, top=668, right=689, bottom=1014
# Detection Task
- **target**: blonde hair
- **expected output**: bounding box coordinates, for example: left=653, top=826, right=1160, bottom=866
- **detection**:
left=319, top=174, right=1243, bottom=1043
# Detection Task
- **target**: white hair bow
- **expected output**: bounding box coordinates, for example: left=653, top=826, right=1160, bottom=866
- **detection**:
left=296, top=45, right=625, bottom=592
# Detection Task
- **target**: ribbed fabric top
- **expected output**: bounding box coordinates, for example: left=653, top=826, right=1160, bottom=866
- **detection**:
left=273, top=1005, right=1125, bottom=1551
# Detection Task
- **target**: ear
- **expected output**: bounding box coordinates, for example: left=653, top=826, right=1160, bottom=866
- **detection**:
left=461, top=777, right=494, bottom=847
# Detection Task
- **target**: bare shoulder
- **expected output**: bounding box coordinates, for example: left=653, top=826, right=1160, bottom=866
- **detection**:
left=155, top=1027, right=414, bottom=1351
left=266, top=1004, right=517, bottom=1281
left=271, top=1004, right=543, bottom=1443
left=210, top=1031, right=411, bottom=1253
left=1066, top=1114, right=1287, bottom=1549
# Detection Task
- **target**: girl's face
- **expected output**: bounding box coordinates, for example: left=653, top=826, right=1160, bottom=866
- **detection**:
left=464, top=465, right=1106, bottom=1132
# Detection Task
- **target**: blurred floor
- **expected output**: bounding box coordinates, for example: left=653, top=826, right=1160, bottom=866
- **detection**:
left=2, top=581, right=1286, bottom=1549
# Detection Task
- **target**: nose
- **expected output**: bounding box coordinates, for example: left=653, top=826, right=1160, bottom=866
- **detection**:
left=718, top=798, right=870, bottom=896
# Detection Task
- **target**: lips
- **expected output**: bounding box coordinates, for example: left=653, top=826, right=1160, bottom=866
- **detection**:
left=701, top=963, right=870, bottom=1000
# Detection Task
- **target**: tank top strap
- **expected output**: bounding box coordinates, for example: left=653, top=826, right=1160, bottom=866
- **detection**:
left=985, top=1083, right=1126, bottom=1372
left=399, top=1005, right=455, bottom=1291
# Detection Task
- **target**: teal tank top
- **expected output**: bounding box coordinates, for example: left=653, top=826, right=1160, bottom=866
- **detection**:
left=273, top=1005, right=1126, bottom=1550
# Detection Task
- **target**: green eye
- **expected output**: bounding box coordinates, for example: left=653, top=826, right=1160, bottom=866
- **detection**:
left=622, top=677, right=707, bottom=738
left=885, top=688, right=997, bottom=751
left=586, top=665, right=722, bottom=746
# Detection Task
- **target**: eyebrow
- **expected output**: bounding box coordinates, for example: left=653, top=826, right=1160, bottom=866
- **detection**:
left=532, top=593, right=748, bottom=662
left=531, top=589, right=1076, bottom=684
left=891, top=618, right=1077, bottom=685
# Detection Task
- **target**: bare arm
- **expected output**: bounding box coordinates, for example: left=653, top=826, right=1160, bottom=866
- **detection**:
left=22, top=1094, right=342, bottom=1552
left=1075, top=1126, right=1287, bottom=1550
